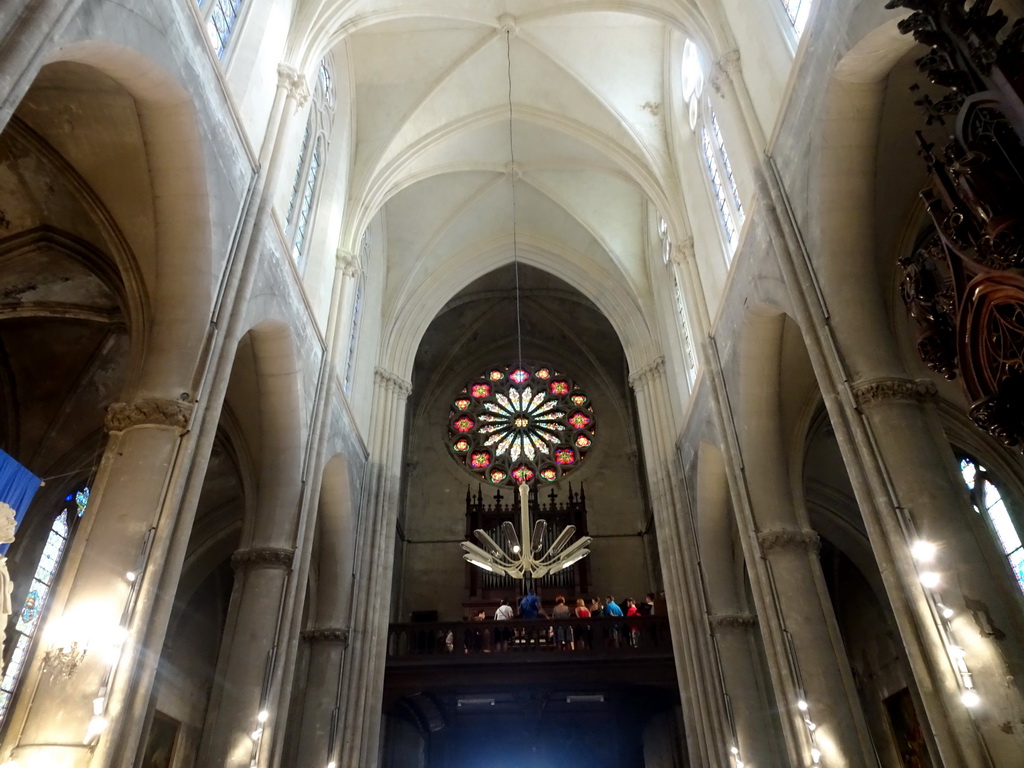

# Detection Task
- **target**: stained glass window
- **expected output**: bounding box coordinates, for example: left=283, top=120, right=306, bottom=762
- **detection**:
left=0, top=487, right=90, bottom=726
left=285, top=57, right=335, bottom=262
left=195, top=0, right=244, bottom=59
left=960, top=457, right=1024, bottom=594
left=447, top=363, right=596, bottom=486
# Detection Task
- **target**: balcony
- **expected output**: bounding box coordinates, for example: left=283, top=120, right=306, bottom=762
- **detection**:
left=385, top=615, right=675, bottom=692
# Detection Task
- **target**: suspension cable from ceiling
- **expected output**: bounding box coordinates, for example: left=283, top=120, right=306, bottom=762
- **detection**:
left=505, top=29, right=523, bottom=372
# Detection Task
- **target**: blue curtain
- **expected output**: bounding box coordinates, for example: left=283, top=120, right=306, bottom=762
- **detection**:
left=0, top=449, right=41, bottom=555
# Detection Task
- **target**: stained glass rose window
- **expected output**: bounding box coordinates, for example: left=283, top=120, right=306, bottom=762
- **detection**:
left=447, top=364, right=595, bottom=486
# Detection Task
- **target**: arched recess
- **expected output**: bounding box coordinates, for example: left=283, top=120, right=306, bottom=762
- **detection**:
left=34, top=43, right=215, bottom=399
left=397, top=263, right=654, bottom=622
left=313, top=454, right=358, bottom=627
left=814, top=19, right=918, bottom=383
left=283, top=453, right=358, bottom=767
left=0, top=56, right=156, bottom=726
left=194, top=317, right=306, bottom=765
left=226, top=317, right=306, bottom=549
left=737, top=305, right=884, bottom=766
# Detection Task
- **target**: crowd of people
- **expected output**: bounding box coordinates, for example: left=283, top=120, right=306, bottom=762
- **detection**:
left=457, top=592, right=660, bottom=653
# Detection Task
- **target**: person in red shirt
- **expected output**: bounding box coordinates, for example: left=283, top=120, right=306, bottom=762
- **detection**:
left=574, top=598, right=591, bottom=650
left=625, top=598, right=640, bottom=648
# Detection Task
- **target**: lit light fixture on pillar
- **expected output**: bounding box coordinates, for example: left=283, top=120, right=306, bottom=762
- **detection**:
left=459, top=27, right=592, bottom=589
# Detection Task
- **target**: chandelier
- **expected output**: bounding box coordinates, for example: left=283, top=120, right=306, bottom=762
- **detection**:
left=461, top=483, right=592, bottom=586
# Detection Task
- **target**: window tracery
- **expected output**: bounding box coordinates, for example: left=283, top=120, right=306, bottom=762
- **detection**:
left=194, top=0, right=245, bottom=59
left=681, top=40, right=745, bottom=255
left=960, top=456, right=1024, bottom=594
left=286, top=57, right=335, bottom=262
left=448, top=364, right=595, bottom=487
left=0, top=487, right=90, bottom=724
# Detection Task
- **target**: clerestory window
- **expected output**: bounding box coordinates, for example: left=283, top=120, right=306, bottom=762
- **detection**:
left=286, top=57, right=335, bottom=262
left=681, top=40, right=745, bottom=258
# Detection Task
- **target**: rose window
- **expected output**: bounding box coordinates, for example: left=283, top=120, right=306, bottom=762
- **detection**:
left=448, top=364, right=596, bottom=486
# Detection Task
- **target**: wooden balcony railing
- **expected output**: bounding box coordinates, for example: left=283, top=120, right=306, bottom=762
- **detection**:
left=386, top=615, right=672, bottom=662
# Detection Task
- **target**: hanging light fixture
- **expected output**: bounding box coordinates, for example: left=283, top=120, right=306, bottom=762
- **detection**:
left=459, top=26, right=592, bottom=589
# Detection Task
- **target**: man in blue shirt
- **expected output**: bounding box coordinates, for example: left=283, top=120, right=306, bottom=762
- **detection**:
left=519, top=590, right=542, bottom=619
left=604, top=595, right=623, bottom=648
left=604, top=595, right=623, bottom=616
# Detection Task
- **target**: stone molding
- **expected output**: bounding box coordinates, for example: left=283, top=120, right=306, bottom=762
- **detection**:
left=851, top=377, right=937, bottom=409
left=709, top=613, right=757, bottom=630
left=277, top=63, right=310, bottom=108
left=338, top=249, right=360, bottom=278
left=105, top=399, right=193, bottom=434
left=301, top=627, right=350, bottom=645
left=374, top=367, right=413, bottom=398
left=757, top=528, right=820, bottom=554
left=628, top=357, right=666, bottom=389
left=710, top=49, right=741, bottom=97
left=670, top=237, right=695, bottom=266
left=231, top=547, right=295, bottom=571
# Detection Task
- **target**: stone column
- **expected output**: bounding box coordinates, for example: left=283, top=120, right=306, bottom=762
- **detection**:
left=0, top=0, right=85, bottom=133
left=757, top=528, right=877, bottom=768
left=198, top=547, right=296, bottom=768
left=2, top=399, right=193, bottom=768
left=294, top=628, right=349, bottom=766
left=758, top=160, right=1021, bottom=766
left=849, top=377, right=1024, bottom=765
left=708, top=613, right=780, bottom=767
left=630, top=358, right=732, bottom=767
left=335, top=368, right=410, bottom=768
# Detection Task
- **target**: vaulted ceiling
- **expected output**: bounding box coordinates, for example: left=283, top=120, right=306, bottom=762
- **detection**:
left=311, top=2, right=710, bottom=365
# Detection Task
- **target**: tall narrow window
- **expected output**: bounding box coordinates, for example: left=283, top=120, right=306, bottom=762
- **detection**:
left=658, top=215, right=699, bottom=389
left=344, top=275, right=363, bottom=395
left=286, top=58, right=335, bottom=262
left=681, top=40, right=746, bottom=256
left=960, top=456, right=1024, bottom=594
left=195, top=0, right=245, bottom=59
left=673, top=275, right=698, bottom=388
left=0, top=488, right=90, bottom=724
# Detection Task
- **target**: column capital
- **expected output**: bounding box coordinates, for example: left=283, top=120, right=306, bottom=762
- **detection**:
left=374, top=367, right=413, bottom=398
left=231, top=547, right=295, bottom=571
left=337, top=248, right=361, bottom=277
left=669, top=237, right=695, bottom=266
left=710, top=49, right=741, bottom=97
left=105, top=398, right=193, bottom=434
left=757, top=527, right=820, bottom=554
left=628, top=357, right=666, bottom=389
left=851, top=377, right=937, bottom=410
left=301, top=627, right=350, bottom=645
left=276, top=63, right=310, bottom=109
left=709, top=613, right=758, bottom=630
